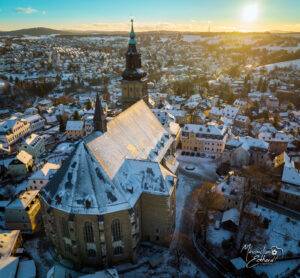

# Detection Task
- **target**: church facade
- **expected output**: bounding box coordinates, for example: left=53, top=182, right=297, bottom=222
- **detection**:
left=40, top=100, right=178, bottom=268
left=121, top=20, right=148, bottom=108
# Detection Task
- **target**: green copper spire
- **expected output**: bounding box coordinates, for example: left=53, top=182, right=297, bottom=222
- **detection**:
left=129, top=19, right=136, bottom=45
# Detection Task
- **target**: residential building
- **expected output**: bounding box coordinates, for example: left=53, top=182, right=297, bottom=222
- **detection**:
left=258, top=131, right=291, bottom=155
left=5, top=190, right=41, bottom=234
left=27, top=162, right=60, bottom=190
left=276, top=153, right=300, bottom=211
left=65, top=120, right=84, bottom=140
left=181, top=123, right=228, bottom=158
left=7, top=150, right=34, bottom=177
left=222, top=137, right=270, bottom=168
left=216, top=175, right=247, bottom=211
left=19, top=133, right=45, bottom=159
left=0, top=118, right=30, bottom=150
left=22, top=114, right=45, bottom=133
left=0, top=229, right=22, bottom=258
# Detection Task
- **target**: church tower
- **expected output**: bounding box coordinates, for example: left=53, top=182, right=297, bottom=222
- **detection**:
left=93, top=93, right=107, bottom=133
left=121, top=19, right=147, bottom=108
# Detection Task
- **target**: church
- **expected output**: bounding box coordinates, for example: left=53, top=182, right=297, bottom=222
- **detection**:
left=121, top=19, right=148, bottom=108
left=40, top=21, right=178, bottom=268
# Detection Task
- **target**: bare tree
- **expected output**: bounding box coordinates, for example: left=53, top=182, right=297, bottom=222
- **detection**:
left=195, top=182, right=224, bottom=244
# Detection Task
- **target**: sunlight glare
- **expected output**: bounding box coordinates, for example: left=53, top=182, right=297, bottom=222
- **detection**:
left=241, top=3, right=259, bottom=23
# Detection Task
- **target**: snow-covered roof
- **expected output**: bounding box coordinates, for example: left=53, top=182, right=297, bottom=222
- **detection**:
left=7, top=190, right=39, bottom=209
left=258, top=131, right=291, bottom=143
left=24, top=133, right=42, bottom=146
left=86, top=100, right=173, bottom=179
left=66, top=120, right=83, bottom=131
left=282, top=153, right=300, bottom=186
left=230, top=257, right=246, bottom=270
left=41, top=100, right=176, bottom=215
left=0, top=230, right=20, bottom=258
left=16, top=260, right=36, bottom=278
left=221, top=208, right=240, bottom=226
left=183, top=123, right=227, bottom=136
left=29, top=162, right=60, bottom=181
left=22, top=114, right=43, bottom=123
left=16, top=150, right=33, bottom=164
left=0, top=257, right=19, bottom=277
left=0, top=119, right=17, bottom=133
left=235, top=115, right=249, bottom=123
left=41, top=141, right=175, bottom=215
left=210, top=105, right=239, bottom=119
left=41, top=142, right=129, bottom=215
left=227, top=136, right=269, bottom=151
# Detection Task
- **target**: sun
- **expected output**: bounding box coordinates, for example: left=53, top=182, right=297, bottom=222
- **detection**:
left=241, top=3, right=259, bottom=23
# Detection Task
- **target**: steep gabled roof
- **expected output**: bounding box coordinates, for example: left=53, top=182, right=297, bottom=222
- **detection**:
left=86, top=100, right=173, bottom=179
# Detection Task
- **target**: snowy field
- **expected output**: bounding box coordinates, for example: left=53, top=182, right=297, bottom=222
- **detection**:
left=256, top=44, right=300, bottom=53
left=79, top=36, right=127, bottom=42
left=257, top=59, right=300, bottom=71
left=182, top=35, right=220, bottom=45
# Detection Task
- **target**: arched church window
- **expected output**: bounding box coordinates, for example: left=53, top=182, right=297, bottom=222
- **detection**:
left=111, top=219, right=122, bottom=242
left=83, top=222, right=94, bottom=243
left=60, top=217, right=69, bottom=238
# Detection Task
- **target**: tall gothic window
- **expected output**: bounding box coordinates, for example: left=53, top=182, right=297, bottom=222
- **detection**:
left=111, top=219, right=122, bottom=242
left=113, top=246, right=123, bottom=255
left=83, top=222, right=94, bottom=243
left=60, top=218, right=69, bottom=238
left=87, top=249, right=96, bottom=257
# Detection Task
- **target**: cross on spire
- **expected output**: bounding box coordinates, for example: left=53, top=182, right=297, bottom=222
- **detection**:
left=131, top=19, right=134, bottom=33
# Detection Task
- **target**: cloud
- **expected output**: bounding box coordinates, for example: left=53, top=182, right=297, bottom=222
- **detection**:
left=15, top=7, right=38, bottom=14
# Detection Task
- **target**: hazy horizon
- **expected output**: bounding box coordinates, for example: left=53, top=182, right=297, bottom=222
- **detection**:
left=0, top=0, right=300, bottom=32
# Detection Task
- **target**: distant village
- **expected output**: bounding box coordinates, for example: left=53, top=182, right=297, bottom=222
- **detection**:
left=0, top=27, right=300, bottom=278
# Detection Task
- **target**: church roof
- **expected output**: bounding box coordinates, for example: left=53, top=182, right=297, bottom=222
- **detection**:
left=40, top=100, right=176, bottom=215
left=86, top=100, right=173, bottom=179
left=40, top=142, right=129, bottom=215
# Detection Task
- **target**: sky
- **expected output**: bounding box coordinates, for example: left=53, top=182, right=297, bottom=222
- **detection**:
left=0, top=0, right=300, bottom=32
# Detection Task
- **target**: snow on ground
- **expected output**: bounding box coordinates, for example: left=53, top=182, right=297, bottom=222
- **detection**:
left=24, top=237, right=55, bottom=278
left=256, top=44, right=300, bottom=52
left=120, top=244, right=204, bottom=278
left=21, top=34, right=58, bottom=40
left=257, top=59, right=300, bottom=71
left=175, top=173, right=199, bottom=233
left=176, top=154, right=218, bottom=181
left=182, top=35, right=206, bottom=42
left=207, top=225, right=232, bottom=247
left=255, top=258, right=300, bottom=278
left=2, top=157, right=13, bottom=167
left=175, top=154, right=219, bottom=233
left=79, top=36, right=127, bottom=43
left=248, top=203, right=300, bottom=256
left=182, top=35, right=220, bottom=45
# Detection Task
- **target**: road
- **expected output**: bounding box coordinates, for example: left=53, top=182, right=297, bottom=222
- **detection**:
left=173, top=166, right=230, bottom=278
